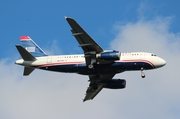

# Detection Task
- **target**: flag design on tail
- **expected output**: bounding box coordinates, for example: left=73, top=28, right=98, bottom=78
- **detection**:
left=20, top=36, right=47, bottom=57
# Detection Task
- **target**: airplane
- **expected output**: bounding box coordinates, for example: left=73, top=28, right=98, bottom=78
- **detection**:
left=15, top=17, right=166, bottom=102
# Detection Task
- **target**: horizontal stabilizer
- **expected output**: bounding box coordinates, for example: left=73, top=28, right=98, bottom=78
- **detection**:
left=23, top=67, right=35, bottom=76
left=16, top=45, right=36, bottom=61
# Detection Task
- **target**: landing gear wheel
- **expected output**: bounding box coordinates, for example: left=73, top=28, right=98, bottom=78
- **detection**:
left=141, top=73, right=145, bottom=78
left=88, top=64, right=93, bottom=69
left=141, top=68, right=145, bottom=78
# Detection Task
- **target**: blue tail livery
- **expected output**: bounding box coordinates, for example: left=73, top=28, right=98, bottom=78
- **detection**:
left=20, top=36, right=47, bottom=57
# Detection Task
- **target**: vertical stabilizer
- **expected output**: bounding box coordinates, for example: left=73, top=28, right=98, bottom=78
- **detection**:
left=20, top=36, right=47, bottom=57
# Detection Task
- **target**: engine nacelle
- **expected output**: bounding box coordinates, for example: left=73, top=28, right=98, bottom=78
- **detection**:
left=96, top=51, right=120, bottom=60
left=104, top=79, right=126, bottom=89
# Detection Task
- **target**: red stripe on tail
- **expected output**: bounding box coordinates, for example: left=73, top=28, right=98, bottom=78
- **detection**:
left=20, top=36, right=31, bottom=41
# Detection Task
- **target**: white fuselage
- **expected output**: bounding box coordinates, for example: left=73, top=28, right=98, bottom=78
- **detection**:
left=15, top=52, right=166, bottom=75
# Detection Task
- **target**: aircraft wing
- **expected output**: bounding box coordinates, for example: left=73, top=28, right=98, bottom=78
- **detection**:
left=65, top=17, right=104, bottom=65
left=65, top=17, right=116, bottom=101
left=65, top=17, right=103, bottom=53
left=83, top=74, right=115, bottom=102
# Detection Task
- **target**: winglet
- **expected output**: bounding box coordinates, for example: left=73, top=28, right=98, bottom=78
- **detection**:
left=64, top=16, right=72, bottom=19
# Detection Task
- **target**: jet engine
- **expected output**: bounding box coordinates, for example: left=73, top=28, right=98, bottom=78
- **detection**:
left=104, top=79, right=126, bottom=89
left=96, top=51, right=120, bottom=60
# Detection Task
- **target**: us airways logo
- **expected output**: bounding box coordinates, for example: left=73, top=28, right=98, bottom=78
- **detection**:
left=25, top=47, right=35, bottom=52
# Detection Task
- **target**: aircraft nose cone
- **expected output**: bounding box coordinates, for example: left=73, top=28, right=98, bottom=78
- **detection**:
left=161, top=58, right=166, bottom=66
left=155, top=57, right=166, bottom=68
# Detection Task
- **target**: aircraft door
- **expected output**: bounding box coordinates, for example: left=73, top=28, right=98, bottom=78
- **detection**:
left=47, top=56, right=52, bottom=63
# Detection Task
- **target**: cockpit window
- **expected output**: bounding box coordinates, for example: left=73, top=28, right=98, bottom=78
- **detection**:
left=151, top=54, right=157, bottom=56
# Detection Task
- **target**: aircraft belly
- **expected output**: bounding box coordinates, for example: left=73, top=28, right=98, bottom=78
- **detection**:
left=38, top=61, right=154, bottom=74
left=77, top=63, right=123, bottom=75
left=122, top=62, right=154, bottom=70
left=39, top=64, right=78, bottom=73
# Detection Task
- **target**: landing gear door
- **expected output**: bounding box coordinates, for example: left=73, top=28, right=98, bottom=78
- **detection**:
left=47, top=56, right=52, bottom=63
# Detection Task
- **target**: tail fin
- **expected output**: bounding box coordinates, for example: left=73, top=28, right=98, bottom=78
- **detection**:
left=20, top=36, right=47, bottom=57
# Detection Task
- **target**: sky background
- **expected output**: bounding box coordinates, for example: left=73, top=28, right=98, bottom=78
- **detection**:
left=0, top=0, right=180, bottom=119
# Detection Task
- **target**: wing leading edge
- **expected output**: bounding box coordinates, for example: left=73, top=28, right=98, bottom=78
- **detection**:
left=65, top=17, right=105, bottom=66
left=65, top=17, right=103, bottom=54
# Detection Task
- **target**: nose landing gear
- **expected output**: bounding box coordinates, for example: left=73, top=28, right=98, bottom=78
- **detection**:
left=141, top=68, right=145, bottom=78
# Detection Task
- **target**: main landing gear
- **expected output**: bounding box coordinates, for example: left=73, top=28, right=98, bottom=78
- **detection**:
left=141, top=68, right=145, bottom=78
left=88, top=64, right=94, bottom=69
left=88, top=58, right=96, bottom=69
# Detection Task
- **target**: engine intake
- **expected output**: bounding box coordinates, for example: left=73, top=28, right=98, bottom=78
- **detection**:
left=96, top=51, right=120, bottom=60
left=104, top=79, right=126, bottom=89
